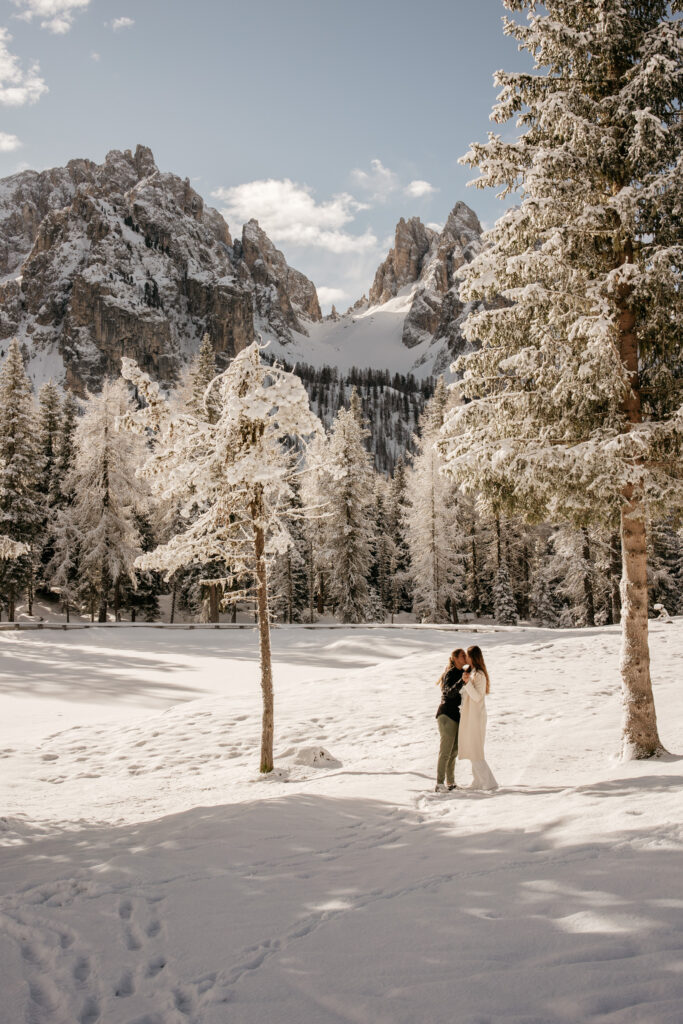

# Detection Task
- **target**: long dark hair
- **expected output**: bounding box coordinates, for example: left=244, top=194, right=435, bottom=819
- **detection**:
left=466, top=645, right=490, bottom=694
left=437, top=648, right=465, bottom=686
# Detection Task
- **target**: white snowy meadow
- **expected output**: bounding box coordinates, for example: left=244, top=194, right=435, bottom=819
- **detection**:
left=1, top=620, right=681, bottom=1023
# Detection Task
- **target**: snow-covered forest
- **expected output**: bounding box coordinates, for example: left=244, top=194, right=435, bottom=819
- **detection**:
left=1, top=333, right=681, bottom=631
left=0, top=331, right=679, bottom=632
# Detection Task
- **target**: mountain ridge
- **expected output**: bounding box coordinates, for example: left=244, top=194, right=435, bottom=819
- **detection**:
left=0, top=145, right=320, bottom=390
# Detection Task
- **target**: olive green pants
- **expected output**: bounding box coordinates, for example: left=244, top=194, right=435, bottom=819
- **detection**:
left=436, top=714, right=459, bottom=786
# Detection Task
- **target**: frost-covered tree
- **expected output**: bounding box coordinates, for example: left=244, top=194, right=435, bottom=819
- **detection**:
left=187, top=333, right=221, bottom=424
left=407, top=380, right=466, bottom=622
left=386, top=457, right=412, bottom=612
left=0, top=339, right=42, bottom=620
left=323, top=393, right=377, bottom=623
left=270, top=476, right=309, bottom=624
left=63, top=381, right=143, bottom=622
left=46, top=391, right=81, bottom=621
left=0, top=537, right=28, bottom=560
left=299, top=432, right=331, bottom=620
left=493, top=557, right=518, bottom=625
left=122, top=342, right=320, bottom=772
left=649, top=519, right=683, bottom=616
left=35, top=380, right=63, bottom=592
left=439, top=1, right=683, bottom=758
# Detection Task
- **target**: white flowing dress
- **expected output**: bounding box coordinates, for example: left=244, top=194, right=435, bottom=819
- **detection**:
left=457, top=668, right=498, bottom=791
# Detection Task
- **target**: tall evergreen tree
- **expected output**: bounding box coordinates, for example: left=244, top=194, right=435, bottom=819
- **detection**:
left=35, top=380, right=62, bottom=593
left=46, top=391, right=82, bottom=621
left=439, top=1, right=683, bottom=757
left=188, top=333, right=221, bottom=424
left=407, top=379, right=465, bottom=623
left=385, top=456, right=413, bottom=616
left=0, top=340, right=42, bottom=620
left=64, top=380, right=143, bottom=622
left=323, top=395, right=377, bottom=623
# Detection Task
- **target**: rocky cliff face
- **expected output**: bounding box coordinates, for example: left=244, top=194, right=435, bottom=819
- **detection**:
left=0, top=145, right=321, bottom=390
left=363, top=201, right=485, bottom=371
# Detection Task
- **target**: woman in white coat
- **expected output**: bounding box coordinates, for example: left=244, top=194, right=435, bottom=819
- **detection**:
left=458, top=645, right=498, bottom=791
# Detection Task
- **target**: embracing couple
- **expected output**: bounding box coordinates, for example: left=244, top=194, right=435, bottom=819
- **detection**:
left=435, top=645, right=498, bottom=793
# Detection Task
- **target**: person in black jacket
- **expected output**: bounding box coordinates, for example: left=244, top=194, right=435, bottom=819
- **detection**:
left=435, top=648, right=467, bottom=792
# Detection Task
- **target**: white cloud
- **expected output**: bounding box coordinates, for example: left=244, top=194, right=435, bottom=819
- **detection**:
left=90, top=50, right=100, bottom=61
left=350, top=158, right=399, bottom=202
left=426, top=221, right=444, bottom=232
left=212, top=178, right=377, bottom=254
left=405, top=179, right=437, bottom=198
left=0, top=131, right=21, bottom=151
left=0, top=28, right=48, bottom=106
left=108, top=16, right=134, bottom=30
left=12, top=0, right=90, bottom=34
left=317, top=286, right=348, bottom=307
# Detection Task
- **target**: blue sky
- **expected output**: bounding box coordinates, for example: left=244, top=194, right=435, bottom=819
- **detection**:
left=0, top=0, right=534, bottom=308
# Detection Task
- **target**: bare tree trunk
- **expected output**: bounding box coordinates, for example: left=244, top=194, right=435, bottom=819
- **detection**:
left=253, top=515, right=274, bottom=773
left=581, top=527, right=595, bottom=627
left=617, top=240, right=662, bottom=758
left=610, top=530, right=621, bottom=625
left=520, top=540, right=530, bottom=620
left=208, top=584, right=219, bottom=623
left=620, top=493, right=662, bottom=757
left=65, top=600, right=70, bottom=624
left=470, top=531, right=480, bottom=616
left=170, top=579, right=176, bottom=624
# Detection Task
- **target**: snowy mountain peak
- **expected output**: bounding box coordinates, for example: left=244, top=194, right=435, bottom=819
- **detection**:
left=271, top=201, right=486, bottom=381
left=0, top=146, right=320, bottom=391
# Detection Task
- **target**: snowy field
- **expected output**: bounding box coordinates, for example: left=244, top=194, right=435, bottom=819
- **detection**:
left=1, top=621, right=682, bottom=1024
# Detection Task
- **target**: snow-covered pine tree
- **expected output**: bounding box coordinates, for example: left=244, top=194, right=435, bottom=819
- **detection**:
left=299, top=431, right=331, bottom=620
left=406, top=379, right=466, bottom=623
left=270, top=476, right=309, bottom=624
left=323, top=391, right=377, bottom=623
left=46, top=391, right=81, bottom=621
left=530, top=540, right=562, bottom=627
left=370, top=477, right=395, bottom=619
left=385, top=456, right=413, bottom=618
left=35, top=380, right=63, bottom=594
left=0, top=339, right=43, bottom=620
left=493, top=556, right=518, bottom=626
left=64, top=380, right=143, bottom=622
left=187, top=333, right=221, bottom=424
left=0, top=537, right=28, bottom=560
left=439, top=0, right=683, bottom=758
left=649, top=518, right=683, bottom=616
left=122, top=342, right=321, bottom=772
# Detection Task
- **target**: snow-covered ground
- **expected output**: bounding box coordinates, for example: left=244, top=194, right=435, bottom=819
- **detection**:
left=266, top=286, right=442, bottom=379
left=1, top=621, right=681, bottom=1023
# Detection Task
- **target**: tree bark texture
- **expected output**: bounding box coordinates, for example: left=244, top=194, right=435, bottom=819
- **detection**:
left=617, top=250, right=662, bottom=757
left=620, top=494, right=662, bottom=757
left=208, top=584, right=219, bottom=623
left=581, top=528, right=595, bottom=627
left=253, top=500, right=274, bottom=773
left=609, top=531, right=621, bottom=625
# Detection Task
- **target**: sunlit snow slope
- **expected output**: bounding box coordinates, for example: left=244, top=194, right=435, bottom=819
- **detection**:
left=264, top=286, right=443, bottom=379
